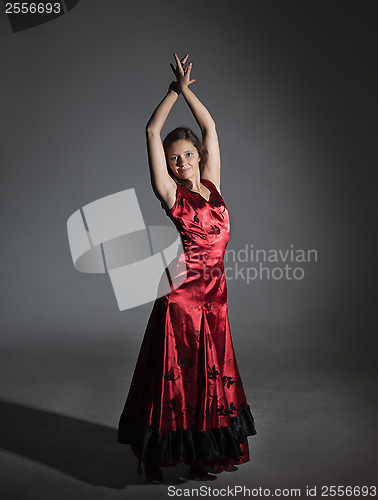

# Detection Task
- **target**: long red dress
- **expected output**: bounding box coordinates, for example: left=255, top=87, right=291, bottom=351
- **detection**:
left=117, top=178, right=257, bottom=470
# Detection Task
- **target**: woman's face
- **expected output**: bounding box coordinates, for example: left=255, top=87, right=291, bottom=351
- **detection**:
left=166, top=139, right=201, bottom=179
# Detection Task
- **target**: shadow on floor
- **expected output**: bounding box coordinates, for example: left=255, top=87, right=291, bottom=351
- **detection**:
left=0, top=399, right=189, bottom=488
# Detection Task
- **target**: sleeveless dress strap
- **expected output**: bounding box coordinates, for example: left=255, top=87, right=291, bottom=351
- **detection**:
left=201, top=178, right=221, bottom=196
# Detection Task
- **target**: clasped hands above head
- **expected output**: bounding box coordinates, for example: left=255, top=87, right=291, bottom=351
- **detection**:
left=169, top=52, right=196, bottom=95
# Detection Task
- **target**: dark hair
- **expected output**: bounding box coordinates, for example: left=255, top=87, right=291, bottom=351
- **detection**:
left=163, top=127, right=208, bottom=191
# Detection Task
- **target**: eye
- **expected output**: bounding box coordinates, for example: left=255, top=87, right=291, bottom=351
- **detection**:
left=185, top=152, right=194, bottom=157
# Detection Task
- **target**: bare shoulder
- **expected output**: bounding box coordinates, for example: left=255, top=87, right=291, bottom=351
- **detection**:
left=158, top=176, right=178, bottom=210
left=202, top=176, right=221, bottom=195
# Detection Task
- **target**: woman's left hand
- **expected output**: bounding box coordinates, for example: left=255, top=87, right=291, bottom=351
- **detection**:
left=170, top=52, right=196, bottom=91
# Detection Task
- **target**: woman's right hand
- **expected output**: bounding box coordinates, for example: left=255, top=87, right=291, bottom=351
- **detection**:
left=170, top=52, right=196, bottom=92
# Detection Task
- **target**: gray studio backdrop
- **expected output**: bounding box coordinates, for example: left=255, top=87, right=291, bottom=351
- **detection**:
left=0, top=1, right=376, bottom=499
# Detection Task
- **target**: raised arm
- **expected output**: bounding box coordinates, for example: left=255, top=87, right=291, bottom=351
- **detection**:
left=145, top=55, right=195, bottom=209
left=145, top=86, right=178, bottom=207
left=171, top=53, right=221, bottom=191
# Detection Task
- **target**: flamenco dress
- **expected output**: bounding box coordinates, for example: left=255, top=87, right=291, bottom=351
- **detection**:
left=117, top=178, right=257, bottom=470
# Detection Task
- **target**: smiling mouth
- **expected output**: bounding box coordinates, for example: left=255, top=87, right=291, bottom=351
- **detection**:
left=180, top=166, right=192, bottom=172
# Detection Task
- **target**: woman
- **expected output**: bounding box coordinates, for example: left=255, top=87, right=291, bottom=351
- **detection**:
left=118, top=53, right=257, bottom=482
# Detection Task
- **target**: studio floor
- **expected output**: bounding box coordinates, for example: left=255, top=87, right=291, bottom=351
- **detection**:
left=0, top=326, right=376, bottom=500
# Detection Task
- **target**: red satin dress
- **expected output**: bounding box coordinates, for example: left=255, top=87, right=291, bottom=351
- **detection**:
left=117, top=178, right=256, bottom=470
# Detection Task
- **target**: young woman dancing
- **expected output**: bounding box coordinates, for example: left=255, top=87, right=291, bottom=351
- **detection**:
left=118, top=53, right=257, bottom=482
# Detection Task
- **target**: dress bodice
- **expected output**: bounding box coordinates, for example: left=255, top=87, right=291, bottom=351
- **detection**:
left=163, top=178, right=230, bottom=268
